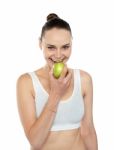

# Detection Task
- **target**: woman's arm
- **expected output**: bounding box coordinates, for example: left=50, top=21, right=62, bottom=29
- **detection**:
left=80, top=71, right=98, bottom=150
left=16, top=74, right=60, bottom=150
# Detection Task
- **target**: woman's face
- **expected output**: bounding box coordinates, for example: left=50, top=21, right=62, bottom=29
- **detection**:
left=39, top=28, right=72, bottom=69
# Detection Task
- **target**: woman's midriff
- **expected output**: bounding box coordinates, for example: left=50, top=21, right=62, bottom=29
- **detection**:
left=31, top=128, right=86, bottom=150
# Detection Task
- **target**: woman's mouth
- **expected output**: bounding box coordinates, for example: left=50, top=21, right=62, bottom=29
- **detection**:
left=49, top=58, right=63, bottom=63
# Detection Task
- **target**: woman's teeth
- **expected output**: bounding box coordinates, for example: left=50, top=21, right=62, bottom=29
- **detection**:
left=51, top=59, right=56, bottom=63
left=50, top=59, right=63, bottom=63
left=49, top=58, right=65, bottom=63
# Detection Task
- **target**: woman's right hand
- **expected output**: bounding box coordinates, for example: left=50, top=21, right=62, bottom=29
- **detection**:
left=49, top=64, right=73, bottom=101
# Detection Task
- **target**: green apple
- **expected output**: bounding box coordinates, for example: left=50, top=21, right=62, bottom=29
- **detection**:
left=53, top=62, right=64, bottom=78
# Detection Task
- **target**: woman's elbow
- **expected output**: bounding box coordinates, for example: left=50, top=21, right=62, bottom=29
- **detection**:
left=80, top=126, right=96, bottom=138
left=28, top=137, right=42, bottom=150
left=30, top=142, right=41, bottom=150
left=30, top=144, right=41, bottom=150
left=26, top=131, right=42, bottom=150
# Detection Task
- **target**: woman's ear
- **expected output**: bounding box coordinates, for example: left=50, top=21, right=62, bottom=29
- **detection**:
left=39, top=37, right=42, bottom=50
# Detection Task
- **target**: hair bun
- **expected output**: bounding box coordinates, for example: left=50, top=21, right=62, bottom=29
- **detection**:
left=47, top=13, right=59, bottom=21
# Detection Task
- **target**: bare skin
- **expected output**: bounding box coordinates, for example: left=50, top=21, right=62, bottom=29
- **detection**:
left=17, top=28, right=98, bottom=150
left=36, top=128, right=85, bottom=150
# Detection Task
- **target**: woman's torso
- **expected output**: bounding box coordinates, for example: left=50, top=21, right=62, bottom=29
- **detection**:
left=37, top=128, right=86, bottom=150
left=30, top=67, right=86, bottom=150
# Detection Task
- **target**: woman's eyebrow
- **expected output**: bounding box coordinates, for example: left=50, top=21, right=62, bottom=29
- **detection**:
left=46, top=43, right=70, bottom=47
left=46, top=44, right=55, bottom=47
left=62, top=43, right=70, bottom=46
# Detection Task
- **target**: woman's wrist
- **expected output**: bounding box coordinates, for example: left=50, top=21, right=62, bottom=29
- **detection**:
left=46, top=90, right=60, bottom=112
left=45, top=106, right=57, bottom=113
left=49, top=90, right=61, bottom=101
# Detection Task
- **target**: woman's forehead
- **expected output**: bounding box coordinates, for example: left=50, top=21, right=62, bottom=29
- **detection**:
left=42, top=28, right=72, bottom=45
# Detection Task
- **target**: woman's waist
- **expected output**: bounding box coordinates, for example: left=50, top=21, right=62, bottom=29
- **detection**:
left=40, top=128, right=84, bottom=150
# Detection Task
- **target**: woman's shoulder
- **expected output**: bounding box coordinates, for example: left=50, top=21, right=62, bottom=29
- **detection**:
left=16, top=72, right=36, bottom=98
left=73, top=68, right=93, bottom=83
left=17, top=72, right=31, bottom=84
left=16, top=72, right=35, bottom=92
left=16, top=67, right=42, bottom=86
left=75, top=69, right=93, bottom=97
left=80, top=69, right=92, bottom=79
left=78, top=69, right=93, bottom=92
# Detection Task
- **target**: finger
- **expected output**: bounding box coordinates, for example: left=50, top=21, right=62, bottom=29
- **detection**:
left=49, top=66, right=54, bottom=76
left=50, top=66, right=54, bottom=74
left=49, top=67, right=56, bottom=81
left=64, top=69, right=73, bottom=83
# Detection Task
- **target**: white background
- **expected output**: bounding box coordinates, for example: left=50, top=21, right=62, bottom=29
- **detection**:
left=0, top=0, right=114, bottom=149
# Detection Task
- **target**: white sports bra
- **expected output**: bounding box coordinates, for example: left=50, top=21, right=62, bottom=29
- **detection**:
left=28, top=69, right=84, bottom=131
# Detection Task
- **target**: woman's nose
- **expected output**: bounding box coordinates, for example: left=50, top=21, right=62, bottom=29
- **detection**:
left=56, top=49, right=62, bottom=58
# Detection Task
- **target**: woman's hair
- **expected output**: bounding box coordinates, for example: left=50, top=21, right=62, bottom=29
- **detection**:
left=40, top=13, right=72, bottom=40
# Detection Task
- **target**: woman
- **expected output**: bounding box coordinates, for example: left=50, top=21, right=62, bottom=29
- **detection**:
left=16, top=13, right=98, bottom=150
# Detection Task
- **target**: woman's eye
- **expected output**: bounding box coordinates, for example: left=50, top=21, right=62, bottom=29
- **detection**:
left=63, top=46, right=70, bottom=49
left=48, top=47, right=55, bottom=50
